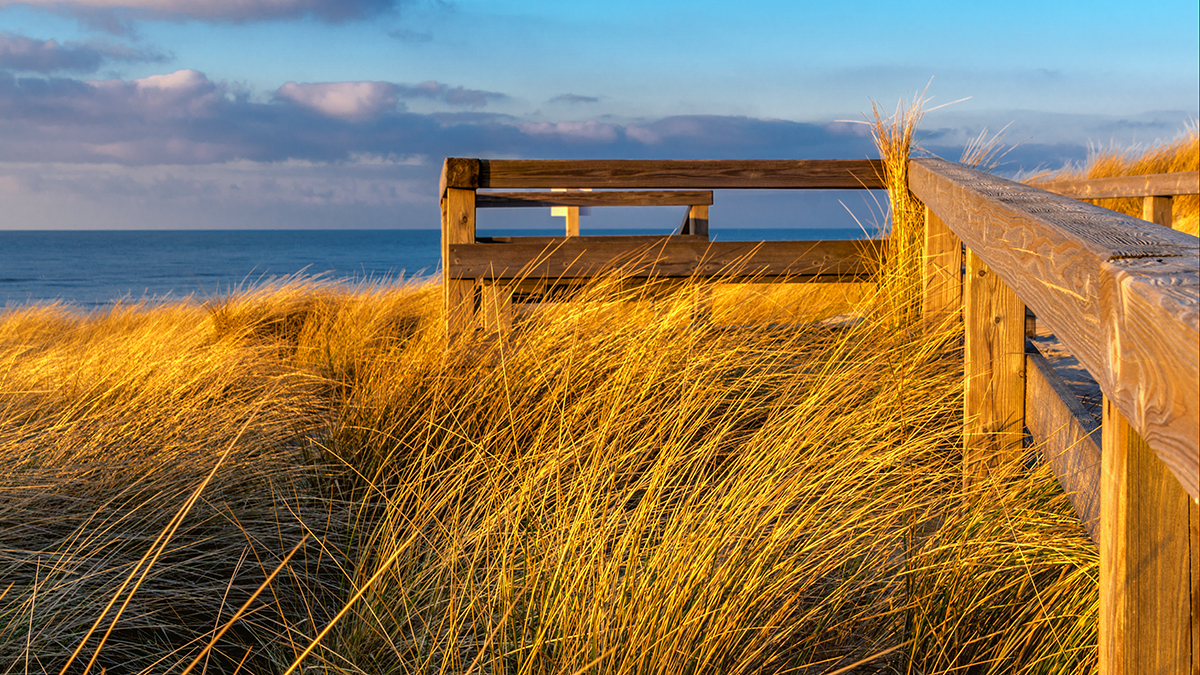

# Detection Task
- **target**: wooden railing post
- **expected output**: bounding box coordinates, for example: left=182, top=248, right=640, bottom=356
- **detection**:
left=481, top=283, right=513, bottom=333
left=442, top=187, right=477, bottom=337
left=684, top=204, right=712, bottom=325
left=921, top=206, right=962, bottom=330
left=684, top=204, right=709, bottom=236
left=1100, top=397, right=1199, bottom=674
left=1143, top=195, right=1174, bottom=229
left=962, top=249, right=1026, bottom=490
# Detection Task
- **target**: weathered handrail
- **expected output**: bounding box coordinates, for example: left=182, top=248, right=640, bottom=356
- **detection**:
left=441, top=158, right=886, bottom=333
left=911, top=157, right=1199, bottom=672
left=1035, top=170, right=1199, bottom=199
left=1034, top=170, right=1199, bottom=230
left=441, top=158, right=885, bottom=192
left=912, top=158, right=1199, bottom=496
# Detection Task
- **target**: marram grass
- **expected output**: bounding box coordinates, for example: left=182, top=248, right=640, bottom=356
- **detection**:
left=18, top=105, right=1196, bottom=672
left=0, top=274, right=1097, bottom=674
left=1027, top=121, right=1199, bottom=235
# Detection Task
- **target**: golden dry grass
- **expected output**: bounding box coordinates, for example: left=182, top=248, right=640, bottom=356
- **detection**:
left=1026, top=123, right=1199, bottom=235
left=0, top=273, right=1099, bottom=674
left=4, top=102, right=1160, bottom=673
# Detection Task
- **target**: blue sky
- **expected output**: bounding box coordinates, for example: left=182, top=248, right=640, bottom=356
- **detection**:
left=0, top=0, right=1196, bottom=229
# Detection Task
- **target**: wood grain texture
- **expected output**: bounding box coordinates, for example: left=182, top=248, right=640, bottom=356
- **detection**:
left=447, top=238, right=880, bottom=282
left=1035, top=171, right=1200, bottom=199
left=1192, top=497, right=1199, bottom=675
left=921, top=207, right=963, bottom=330
left=963, top=250, right=1027, bottom=490
left=476, top=190, right=714, bottom=208
left=442, top=188, right=477, bottom=335
left=1144, top=195, right=1174, bottom=229
left=910, top=157, right=1200, bottom=501
left=474, top=159, right=886, bottom=189
left=1100, top=398, right=1196, bottom=675
left=1026, top=347, right=1101, bottom=544
left=440, top=158, right=480, bottom=197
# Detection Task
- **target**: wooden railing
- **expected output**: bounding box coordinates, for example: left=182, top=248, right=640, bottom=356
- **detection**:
left=912, top=159, right=1198, bottom=674
left=1035, top=170, right=1199, bottom=230
left=441, top=156, right=1200, bottom=672
left=440, top=158, right=885, bottom=333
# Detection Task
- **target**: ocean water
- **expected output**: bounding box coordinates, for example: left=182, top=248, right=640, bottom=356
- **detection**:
left=0, top=227, right=868, bottom=309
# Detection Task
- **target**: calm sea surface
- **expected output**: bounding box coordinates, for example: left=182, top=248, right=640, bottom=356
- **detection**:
left=1, top=228, right=867, bottom=309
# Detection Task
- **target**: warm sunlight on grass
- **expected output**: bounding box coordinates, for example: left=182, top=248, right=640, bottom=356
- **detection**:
left=1027, top=122, right=1199, bottom=235
left=18, top=105, right=1195, bottom=673
left=0, top=272, right=1099, bottom=674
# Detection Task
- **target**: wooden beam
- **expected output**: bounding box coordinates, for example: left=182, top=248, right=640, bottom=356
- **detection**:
left=1100, top=398, right=1198, bottom=674
left=910, top=157, right=1200, bottom=501
left=440, top=158, right=481, bottom=197
left=476, top=190, right=714, bottom=208
left=447, top=238, right=880, bottom=282
left=475, top=159, right=886, bottom=190
left=480, top=283, right=513, bottom=333
left=563, top=206, right=580, bottom=237
left=682, top=204, right=709, bottom=237
left=921, top=206, right=963, bottom=330
left=475, top=235, right=710, bottom=245
left=442, top=188, right=477, bottom=336
left=1034, top=171, right=1199, bottom=200
left=963, top=249, right=1027, bottom=491
left=1025, top=348, right=1101, bottom=544
left=1144, top=195, right=1174, bottom=229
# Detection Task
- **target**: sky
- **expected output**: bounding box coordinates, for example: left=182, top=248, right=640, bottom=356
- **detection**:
left=0, top=0, right=1196, bottom=230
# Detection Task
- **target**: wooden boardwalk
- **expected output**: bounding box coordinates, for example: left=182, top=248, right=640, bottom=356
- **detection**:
left=441, top=157, right=1200, bottom=673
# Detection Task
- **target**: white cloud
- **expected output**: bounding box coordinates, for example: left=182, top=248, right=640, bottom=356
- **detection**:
left=624, top=125, right=660, bottom=144
left=275, top=81, right=400, bottom=121
left=520, top=120, right=618, bottom=142
left=0, top=31, right=168, bottom=72
left=87, top=68, right=222, bottom=118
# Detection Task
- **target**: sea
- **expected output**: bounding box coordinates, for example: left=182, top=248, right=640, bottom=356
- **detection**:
left=0, top=227, right=869, bottom=309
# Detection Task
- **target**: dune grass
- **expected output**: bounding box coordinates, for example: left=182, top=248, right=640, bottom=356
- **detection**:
left=1026, top=122, right=1199, bottom=235
left=14, top=104, right=1189, bottom=673
left=0, top=271, right=1099, bottom=674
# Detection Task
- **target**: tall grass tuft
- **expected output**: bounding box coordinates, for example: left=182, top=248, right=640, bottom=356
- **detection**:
left=867, top=93, right=929, bottom=326
left=1027, top=122, right=1199, bottom=235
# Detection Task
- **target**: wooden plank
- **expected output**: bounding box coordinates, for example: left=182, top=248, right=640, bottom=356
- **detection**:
left=504, top=277, right=695, bottom=303
left=683, top=204, right=709, bottom=237
left=476, top=235, right=709, bottom=245
left=476, top=190, right=714, bottom=208
left=910, top=157, right=1200, bottom=501
left=1100, top=398, right=1197, bottom=674
left=442, top=188, right=477, bottom=336
left=1144, top=195, right=1174, bottom=229
left=480, top=283, right=512, bottom=332
left=440, top=158, right=480, bottom=198
left=1035, top=171, right=1200, bottom=199
left=963, top=249, right=1027, bottom=490
left=475, top=159, right=886, bottom=189
left=921, top=206, right=963, bottom=329
left=447, top=239, right=880, bottom=281
left=1026, top=347, right=1101, bottom=544
left=1192, top=498, right=1199, bottom=675
left=564, top=206, right=580, bottom=237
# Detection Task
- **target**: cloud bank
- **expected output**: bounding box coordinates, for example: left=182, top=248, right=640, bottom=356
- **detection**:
left=0, top=0, right=397, bottom=23
left=0, top=32, right=168, bottom=72
left=2, top=66, right=1190, bottom=229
